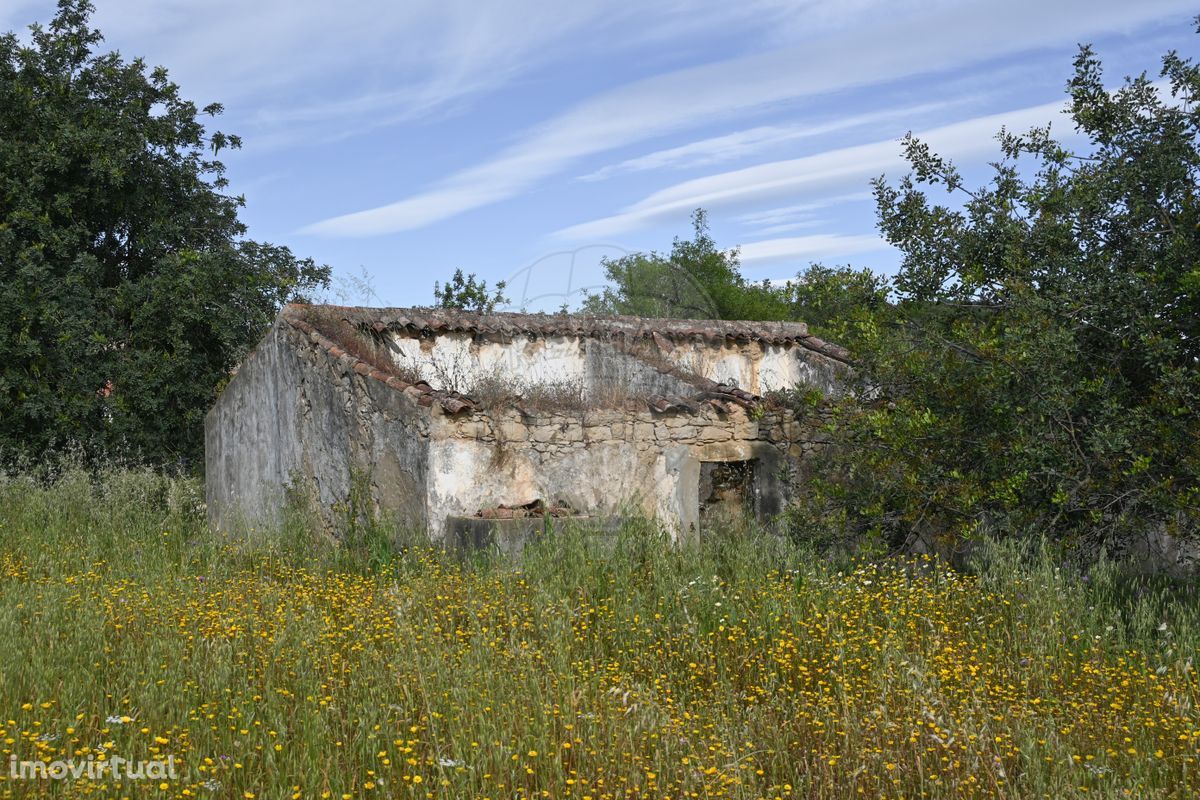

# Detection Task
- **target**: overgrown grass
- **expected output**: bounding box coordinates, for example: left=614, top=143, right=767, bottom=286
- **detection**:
left=0, top=469, right=1196, bottom=799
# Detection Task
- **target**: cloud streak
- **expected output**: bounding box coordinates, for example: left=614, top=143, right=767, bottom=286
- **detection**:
left=301, top=0, right=1193, bottom=237
left=738, top=233, right=889, bottom=266
left=553, top=99, right=1072, bottom=240
left=735, top=193, right=874, bottom=235
left=11, top=0, right=814, bottom=149
left=576, top=103, right=956, bottom=182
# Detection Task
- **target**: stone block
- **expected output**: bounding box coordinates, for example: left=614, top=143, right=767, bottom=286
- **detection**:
left=532, top=425, right=558, bottom=443
left=498, top=421, right=529, bottom=442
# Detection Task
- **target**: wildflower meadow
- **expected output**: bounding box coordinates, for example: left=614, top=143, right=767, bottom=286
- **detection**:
left=0, top=469, right=1196, bottom=799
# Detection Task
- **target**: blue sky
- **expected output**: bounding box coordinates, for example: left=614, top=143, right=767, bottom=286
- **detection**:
left=4, top=0, right=1198, bottom=311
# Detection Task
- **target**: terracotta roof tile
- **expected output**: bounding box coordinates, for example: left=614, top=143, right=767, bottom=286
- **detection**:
left=283, top=303, right=850, bottom=362
left=280, top=310, right=479, bottom=415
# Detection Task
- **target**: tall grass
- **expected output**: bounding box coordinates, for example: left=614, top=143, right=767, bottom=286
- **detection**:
left=0, top=468, right=1196, bottom=799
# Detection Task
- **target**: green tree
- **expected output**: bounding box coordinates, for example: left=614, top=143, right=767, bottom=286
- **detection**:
left=803, top=31, right=1200, bottom=552
left=779, top=264, right=890, bottom=341
left=0, top=1, right=329, bottom=467
left=582, top=209, right=791, bottom=320
left=432, top=269, right=509, bottom=313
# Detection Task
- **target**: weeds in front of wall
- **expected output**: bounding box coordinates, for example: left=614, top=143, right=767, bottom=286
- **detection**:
left=0, top=467, right=1196, bottom=799
left=467, top=370, right=589, bottom=412
left=300, top=307, right=423, bottom=385
left=283, top=467, right=414, bottom=572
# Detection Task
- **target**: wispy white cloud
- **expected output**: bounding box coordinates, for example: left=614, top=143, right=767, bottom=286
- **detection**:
left=301, top=0, right=1193, bottom=237
left=8, top=0, right=820, bottom=151
left=553, top=99, right=1071, bottom=240
left=577, top=103, right=955, bottom=182
left=738, top=233, right=889, bottom=266
left=106, top=0, right=630, bottom=136
left=736, top=193, right=872, bottom=227
left=744, top=219, right=827, bottom=236
left=735, top=192, right=873, bottom=235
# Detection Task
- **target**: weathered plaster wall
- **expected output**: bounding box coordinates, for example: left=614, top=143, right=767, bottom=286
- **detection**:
left=388, top=332, right=588, bottom=393
left=209, top=317, right=840, bottom=543
left=386, top=332, right=717, bottom=404
left=383, top=329, right=848, bottom=403
left=582, top=340, right=698, bottom=399
left=206, top=322, right=431, bottom=535
left=656, top=340, right=844, bottom=395
left=423, top=405, right=821, bottom=541
left=205, top=320, right=301, bottom=534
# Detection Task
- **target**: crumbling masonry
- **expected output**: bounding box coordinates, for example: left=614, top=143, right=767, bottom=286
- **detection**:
left=205, top=305, right=850, bottom=545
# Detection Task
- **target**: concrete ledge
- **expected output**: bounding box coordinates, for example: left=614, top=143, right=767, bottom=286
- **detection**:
left=443, top=515, right=624, bottom=557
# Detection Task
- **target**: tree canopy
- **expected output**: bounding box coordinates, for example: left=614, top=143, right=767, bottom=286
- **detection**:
left=582, top=210, right=791, bottom=321
left=581, top=209, right=886, bottom=340
left=432, top=269, right=510, bottom=313
left=576, top=28, right=1199, bottom=554
left=0, top=1, right=330, bottom=467
left=795, top=33, right=1200, bottom=552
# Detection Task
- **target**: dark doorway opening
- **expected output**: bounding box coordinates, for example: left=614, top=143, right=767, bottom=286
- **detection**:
left=698, top=460, right=755, bottom=532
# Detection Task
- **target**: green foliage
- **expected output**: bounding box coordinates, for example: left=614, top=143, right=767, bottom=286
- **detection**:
left=777, top=263, right=890, bottom=340
left=432, top=268, right=509, bottom=313
left=580, top=209, right=887, bottom=345
left=1, top=468, right=1198, bottom=798
left=0, top=1, right=330, bottom=467
left=583, top=209, right=792, bottom=320
left=798, top=31, right=1200, bottom=551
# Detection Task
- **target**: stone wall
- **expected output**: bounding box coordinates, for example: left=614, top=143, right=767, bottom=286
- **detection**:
left=205, top=319, right=299, bottom=533
left=423, top=403, right=821, bottom=541
left=208, top=315, right=839, bottom=543
left=206, top=321, right=431, bottom=535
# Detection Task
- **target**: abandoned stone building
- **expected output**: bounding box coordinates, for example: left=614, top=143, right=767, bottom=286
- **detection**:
left=205, top=304, right=850, bottom=546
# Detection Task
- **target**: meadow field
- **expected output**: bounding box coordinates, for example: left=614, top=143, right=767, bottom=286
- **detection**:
left=0, top=469, right=1196, bottom=799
